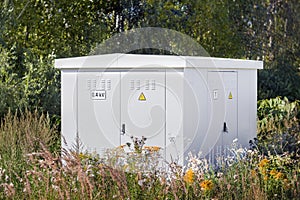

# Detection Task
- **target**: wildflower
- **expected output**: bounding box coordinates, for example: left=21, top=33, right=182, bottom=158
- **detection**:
left=52, top=185, right=59, bottom=191
left=258, top=158, right=269, bottom=168
left=250, top=169, right=257, bottom=178
left=217, top=172, right=223, bottom=178
left=283, top=179, right=290, bottom=188
left=138, top=179, right=146, bottom=187
left=233, top=174, right=238, bottom=180
left=144, top=146, right=161, bottom=152
left=78, top=152, right=89, bottom=160
left=227, top=184, right=231, bottom=190
left=236, top=148, right=244, bottom=154
left=260, top=168, right=267, bottom=176
left=117, top=145, right=126, bottom=149
left=152, top=146, right=161, bottom=151
left=183, top=168, right=194, bottom=184
left=123, top=164, right=128, bottom=170
left=83, top=165, right=87, bottom=171
left=78, top=152, right=84, bottom=159
left=274, top=172, right=283, bottom=180
left=200, top=180, right=214, bottom=191
left=98, top=163, right=104, bottom=168
left=270, top=169, right=278, bottom=177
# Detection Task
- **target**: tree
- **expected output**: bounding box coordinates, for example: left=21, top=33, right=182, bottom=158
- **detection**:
left=225, top=0, right=300, bottom=100
left=0, top=0, right=299, bottom=119
left=141, top=0, right=244, bottom=57
left=0, top=0, right=113, bottom=58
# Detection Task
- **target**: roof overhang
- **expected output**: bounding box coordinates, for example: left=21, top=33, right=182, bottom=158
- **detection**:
left=55, top=53, right=263, bottom=70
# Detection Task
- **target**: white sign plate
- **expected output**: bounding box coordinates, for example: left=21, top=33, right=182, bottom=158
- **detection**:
left=91, top=90, right=106, bottom=100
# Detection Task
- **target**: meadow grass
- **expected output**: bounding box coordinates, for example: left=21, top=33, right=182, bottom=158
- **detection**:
left=0, top=105, right=299, bottom=199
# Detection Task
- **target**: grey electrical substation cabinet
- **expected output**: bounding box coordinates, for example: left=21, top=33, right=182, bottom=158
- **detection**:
left=55, top=54, right=263, bottom=164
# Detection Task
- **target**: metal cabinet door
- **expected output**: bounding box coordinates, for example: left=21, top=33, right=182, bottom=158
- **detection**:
left=77, top=72, right=120, bottom=154
left=207, top=71, right=238, bottom=159
left=120, top=71, right=166, bottom=150
left=222, top=72, right=238, bottom=153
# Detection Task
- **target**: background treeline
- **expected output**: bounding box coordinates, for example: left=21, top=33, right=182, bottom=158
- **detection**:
left=0, top=0, right=299, bottom=118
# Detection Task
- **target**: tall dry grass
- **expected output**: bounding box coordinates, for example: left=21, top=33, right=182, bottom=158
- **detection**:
left=0, top=109, right=59, bottom=199
left=0, top=105, right=298, bottom=199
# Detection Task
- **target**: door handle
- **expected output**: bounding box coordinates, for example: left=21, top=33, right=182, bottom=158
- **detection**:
left=121, top=124, right=126, bottom=135
left=223, top=122, right=228, bottom=133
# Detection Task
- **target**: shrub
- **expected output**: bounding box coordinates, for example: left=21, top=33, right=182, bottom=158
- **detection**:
left=256, top=97, right=300, bottom=160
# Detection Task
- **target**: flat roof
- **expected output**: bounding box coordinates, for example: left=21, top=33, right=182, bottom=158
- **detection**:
left=55, top=53, right=263, bottom=70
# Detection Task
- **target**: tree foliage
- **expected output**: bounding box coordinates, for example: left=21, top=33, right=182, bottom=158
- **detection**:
left=0, top=45, right=60, bottom=117
left=0, top=0, right=299, bottom=118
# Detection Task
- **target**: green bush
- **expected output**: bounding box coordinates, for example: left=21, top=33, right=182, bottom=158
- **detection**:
left=256, top=97, right=300, bottom=160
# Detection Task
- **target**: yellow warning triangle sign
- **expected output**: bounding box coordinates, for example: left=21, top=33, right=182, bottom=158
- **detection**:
left=228, top=92, right=233, bottom=99
left=138, top=92, right=146, bottom=101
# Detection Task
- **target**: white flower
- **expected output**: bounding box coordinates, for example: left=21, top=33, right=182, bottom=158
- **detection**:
left=138, top=179, right=146, bottom=187
left=236, top=148, right=245, bottom=154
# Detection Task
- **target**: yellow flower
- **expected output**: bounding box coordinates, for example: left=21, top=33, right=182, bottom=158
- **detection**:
left=117, top=145, right=126, bottom=149
left=183, top=168, right=194, bottom=184
left=250, top=169, right=257, bottom=178
left=78, top=152, right=84, bottom=159
left=200, top=180, right=214, bottom=191
left=270, top=169, right=278, bottom=176
left=260, top=168, right=267, bottom=176
left=144, top=146, right=161, bottom=152
left=258, top=158, right=269, bottom=168
left=274, top=172, right=284, bottom=180
left=152, top=146, right=161, bottom=151
left=83, top=165, right=87, bottom=171
left=78, top=152, right=89, bottom=160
